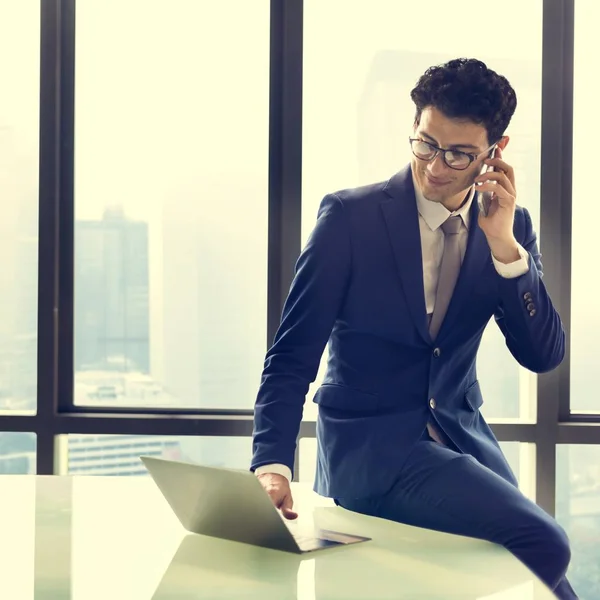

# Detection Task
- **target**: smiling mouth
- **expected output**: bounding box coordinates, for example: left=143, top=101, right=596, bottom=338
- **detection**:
left=425, top=173, right=450, bottom=186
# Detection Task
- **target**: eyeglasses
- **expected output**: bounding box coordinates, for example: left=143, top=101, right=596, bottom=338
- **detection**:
left=409, top=137, right=495, bottom=171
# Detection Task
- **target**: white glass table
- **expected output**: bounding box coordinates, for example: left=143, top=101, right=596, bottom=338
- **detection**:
left=0, top=475, right=555, bottom=599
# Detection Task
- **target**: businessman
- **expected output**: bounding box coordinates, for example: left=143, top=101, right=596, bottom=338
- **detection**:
left=251, top=58, right=577, bottom=599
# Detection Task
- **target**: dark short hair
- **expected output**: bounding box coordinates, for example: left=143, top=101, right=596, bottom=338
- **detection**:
left=410, top=58, right=517, bottom=145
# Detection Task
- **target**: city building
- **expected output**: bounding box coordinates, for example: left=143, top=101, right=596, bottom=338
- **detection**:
left=75, top=207, right=150, bottom=375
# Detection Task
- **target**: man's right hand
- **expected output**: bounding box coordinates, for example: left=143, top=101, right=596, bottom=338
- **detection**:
left=257, top=473, right=298, bottom=519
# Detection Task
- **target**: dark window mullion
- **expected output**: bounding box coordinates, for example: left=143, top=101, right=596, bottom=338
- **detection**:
left=57, top=0, right=76, bottom=414
left=267, top=0, right=303, bottom=346
left=536, top=0, right=575, bottom=515
left=268, top=0, right=304, bottom=481
left=37, top=0, right=76, bottom=474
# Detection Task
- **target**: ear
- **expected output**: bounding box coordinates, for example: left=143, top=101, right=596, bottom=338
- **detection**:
left=497, top=135, right=509, bottom=151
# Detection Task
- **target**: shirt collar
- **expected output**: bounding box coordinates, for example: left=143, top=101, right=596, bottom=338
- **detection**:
left=412, top=169, right=474, bottom=232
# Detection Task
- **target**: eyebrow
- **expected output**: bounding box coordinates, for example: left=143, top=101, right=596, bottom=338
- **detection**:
left=419, top=132, right=479, bottom=152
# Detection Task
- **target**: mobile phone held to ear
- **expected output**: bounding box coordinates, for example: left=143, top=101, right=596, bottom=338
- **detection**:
left=476, top=147, right=496, bottom=217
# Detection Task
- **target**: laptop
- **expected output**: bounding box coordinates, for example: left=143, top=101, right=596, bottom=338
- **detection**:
left=140, top=455, right=371, bottom=554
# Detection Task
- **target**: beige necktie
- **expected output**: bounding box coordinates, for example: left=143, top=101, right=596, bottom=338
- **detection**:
left=428, top=216, right=463, bottom=339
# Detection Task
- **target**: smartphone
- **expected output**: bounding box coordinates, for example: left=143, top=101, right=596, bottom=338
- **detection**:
left=476, top=147, right=496, bottom=217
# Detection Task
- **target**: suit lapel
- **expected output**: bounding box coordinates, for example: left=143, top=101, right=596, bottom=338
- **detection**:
left=381, top=168, right=430, bottom=343
left=381, top=168, right=491, bottom=344
left=435, top=199, right=491, bottom=342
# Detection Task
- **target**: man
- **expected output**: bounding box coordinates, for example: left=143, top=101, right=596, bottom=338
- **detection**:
left=250, top=58, right=577, bottom=599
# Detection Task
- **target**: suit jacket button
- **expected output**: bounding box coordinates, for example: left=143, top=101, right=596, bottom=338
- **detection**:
left=526, top=302, right=535, bottom=311
left=429, top=398, right=436, bottom=409
left=529, top=309, right=537, bottom=317
left=433, top=348, right=441, bottom=358
left=524, top=292, right=532, bottom=300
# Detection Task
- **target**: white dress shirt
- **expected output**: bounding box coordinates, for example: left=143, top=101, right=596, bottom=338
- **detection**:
left=414, top=174, right=530, bottom=308
left=256, top=176, right=530, bottom=482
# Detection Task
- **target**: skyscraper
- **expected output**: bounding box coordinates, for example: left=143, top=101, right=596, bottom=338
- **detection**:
left=75, top=207, right=150, bottom=374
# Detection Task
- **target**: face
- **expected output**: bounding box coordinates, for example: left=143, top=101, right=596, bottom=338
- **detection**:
left=411, top=106, right=505, bottom=211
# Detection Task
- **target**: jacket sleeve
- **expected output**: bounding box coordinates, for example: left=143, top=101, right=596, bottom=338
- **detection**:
left=493, top=207, right=565, bottom=373
left=251, top=193, right=352, bottom=476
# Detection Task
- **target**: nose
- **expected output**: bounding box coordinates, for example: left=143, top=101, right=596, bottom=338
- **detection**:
left=427, top=153, right=450, bottom=178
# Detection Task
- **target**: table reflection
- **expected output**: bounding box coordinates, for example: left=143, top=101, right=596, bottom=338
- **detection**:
left=70, top=476, right=181, bottom=599
left=0, top=476, right=557, bottom=599
left=0, top=477, right=35, bottom=599
left=34, top=475, right=72, bottom=598
left=154, top=505, right=552, bottom=599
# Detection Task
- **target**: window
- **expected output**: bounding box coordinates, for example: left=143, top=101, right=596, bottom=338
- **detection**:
left=0, top=1, right=39, bottom=415
left=301, top=0, right=542, bottom=422
left=0, top=432, right=36, bottom=474
left=73, top=0, right=269, bottom=409
left=0, top=14, right=596, bottom=600
left=59, top=434, right=252, bottom=476
left=556, top=446, right=600, bottom=599
left=570, top=2, right=598, bottom=414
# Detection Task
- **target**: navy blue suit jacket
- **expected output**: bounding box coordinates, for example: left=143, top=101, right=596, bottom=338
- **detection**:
left=251, top=165, right=564, bottom=499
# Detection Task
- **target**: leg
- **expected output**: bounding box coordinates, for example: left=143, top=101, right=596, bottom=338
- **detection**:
left=337, top=439, right=578, bottom=599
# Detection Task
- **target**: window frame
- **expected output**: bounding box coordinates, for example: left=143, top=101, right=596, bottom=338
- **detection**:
left=0, top=0, right=597, bottom=518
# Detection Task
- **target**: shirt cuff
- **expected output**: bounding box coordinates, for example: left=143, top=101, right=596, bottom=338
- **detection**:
left=492, top=243, right=529, bottom=279
left=254, top=463, right=292, bottom=482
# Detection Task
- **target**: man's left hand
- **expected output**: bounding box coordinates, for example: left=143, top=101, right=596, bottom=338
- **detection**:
left=475, top=146, right=520, bottom=264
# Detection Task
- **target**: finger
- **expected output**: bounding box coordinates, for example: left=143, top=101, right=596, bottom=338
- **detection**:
left=475, top=171, right=516, bottom=196
left=264, top=486, right=286, bottom=507
left=280, top=496, right=298, bottom=520
left=475, top=183, right=515, bottom=209
left=483, top=156, right=515, bottom=187
left=493, top=145, right=505, bottom=162
left=483, top=156, right=512, bottom=174
left=484, top=146, right=513, bottom=176
left=281, top=507, right=298, bottom=520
